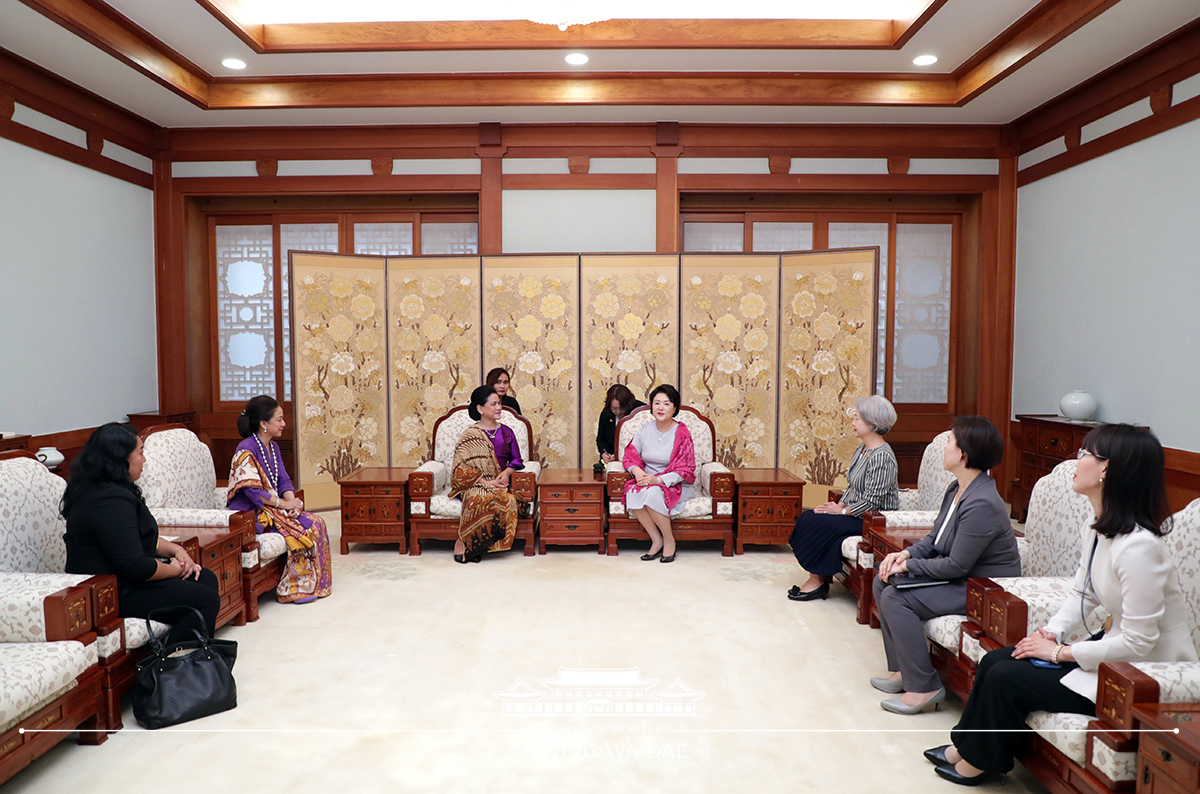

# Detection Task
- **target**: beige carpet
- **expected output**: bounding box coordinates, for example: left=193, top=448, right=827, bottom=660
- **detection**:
left=9, top=512, right=1048, bottom=793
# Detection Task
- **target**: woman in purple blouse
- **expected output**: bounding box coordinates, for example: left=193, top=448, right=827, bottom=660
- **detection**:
left=227, top=395, right=332, bottom=603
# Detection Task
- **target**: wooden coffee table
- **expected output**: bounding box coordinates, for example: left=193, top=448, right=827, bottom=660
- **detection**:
left=537, top=469, right=606, bottom=554
left=338, top=467, right=415, bottom=554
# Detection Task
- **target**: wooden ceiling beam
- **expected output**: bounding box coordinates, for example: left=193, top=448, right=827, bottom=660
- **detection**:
left=953, top=0, right=1124, bottom=104
left=194, top=0, right=265, bottom=53
left=17, top=0, right=211, bottom=106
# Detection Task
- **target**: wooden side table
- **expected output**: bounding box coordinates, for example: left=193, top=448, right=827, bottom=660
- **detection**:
left=1011, top=414, right=1103, bottom=521
left=339, top=467, right=414, bottom=554
left=538, top=469, right=606, bottom=554
left=160, top=526, right=249, bottom=629
left=733, top=468, right=806, bottom=554
left=1132, top=703, right=1200, bottom=794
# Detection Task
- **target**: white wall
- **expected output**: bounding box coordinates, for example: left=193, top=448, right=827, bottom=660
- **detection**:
left=0, top=137, right=157, bottom=436
left=502, top=190, right=657, bottom=254
left=1013, top=117, right=1200, bottom=452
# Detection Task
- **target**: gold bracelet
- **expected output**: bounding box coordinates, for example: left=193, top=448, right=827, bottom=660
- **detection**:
left=1051, top=644, right=1063, bottom=664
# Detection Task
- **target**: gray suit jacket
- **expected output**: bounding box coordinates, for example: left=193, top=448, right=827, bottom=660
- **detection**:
left=906, top=474, right=1022, bottom=583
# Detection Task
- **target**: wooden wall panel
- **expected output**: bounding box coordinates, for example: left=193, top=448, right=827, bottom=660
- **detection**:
left=290, top=253, right=389, bottom=508
left=680, top=255, right=780, bottom=469
left=481, top=256, right=580, bottom=468
left=580, top=255, right=680, bottom=463
left=778, top=249, right=880, bottom=504
left=386, top=257, right=482, bottom=466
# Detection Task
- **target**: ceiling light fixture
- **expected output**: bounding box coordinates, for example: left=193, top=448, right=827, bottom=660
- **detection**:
left=565, top=53, right=589, bottom=66
left=222, top=58, right=247, bottom=69
left=912, top=55, right=938, bottom=66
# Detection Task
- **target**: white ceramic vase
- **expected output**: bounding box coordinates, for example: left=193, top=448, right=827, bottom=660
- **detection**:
left=35, top=446, right=65, bottom=468
left=1059, top=391, right=1098, bottom=421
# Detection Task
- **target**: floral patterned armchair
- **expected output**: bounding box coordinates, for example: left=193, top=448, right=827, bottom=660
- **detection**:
left=137, top=424, right=279, bottom=622
left=407, top=406, right=540, bottom=556
left=604, top=406, right=737, bottom=556
left=0, top=450, right=155, bottom=736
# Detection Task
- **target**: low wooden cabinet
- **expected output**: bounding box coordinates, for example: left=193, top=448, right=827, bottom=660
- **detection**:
left=1133, top=704, right=1200, bottom=794
left=339, top=468, right=414, bottom=554
left=1011, top=414, right=1102, bottom=521
left=733, top=468, right=806, bottom=554
left=538, top=469, right=606, bottom=554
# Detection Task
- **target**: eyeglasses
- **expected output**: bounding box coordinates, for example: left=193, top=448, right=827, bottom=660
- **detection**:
left=1076, top=448, right=1108, bottom=461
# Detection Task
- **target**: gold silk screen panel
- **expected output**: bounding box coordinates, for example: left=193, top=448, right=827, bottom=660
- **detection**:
left=482, top=256, right=580, bottom=468
left=290, top=253, right=390, bottom=509
left=680, top=255, right=780, bottom=469
left=778, top=249, right=879, bottom=504
left=387, top=257, right=483, bottom=467
left=580, top=255, right=680, bottom=463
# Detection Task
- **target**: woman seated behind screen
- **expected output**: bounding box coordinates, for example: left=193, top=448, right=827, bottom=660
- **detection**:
left=451, top=385, right=527, bottom=563
left=598, top=384, right=645, bottom=466
left=622, top=384, right=695, bottom=564
left=871, top=415, right=1021, bottom=715
left=486, top=367, right=521, bottom=415
left=63, top=423, right=219, bottom=644
left=925, top=424, right=1195, bottom=786
left=787, top=395, right=900, bottom=601
left=227, top=395, right=332, bottom=604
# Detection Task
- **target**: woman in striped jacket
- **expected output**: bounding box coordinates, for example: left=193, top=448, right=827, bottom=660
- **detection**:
left=788, top=395, right=900, bottom=602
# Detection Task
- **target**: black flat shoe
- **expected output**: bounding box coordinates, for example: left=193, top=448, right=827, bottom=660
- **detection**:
left=660, top=551, right=676, bottom=563
left=787, top=583, right=829, bottom=601
left=641, top=550, right=663, bottom=561
left=923, top=745, right=954, bottom=767
left=935, top=765, right=1003, bottom=787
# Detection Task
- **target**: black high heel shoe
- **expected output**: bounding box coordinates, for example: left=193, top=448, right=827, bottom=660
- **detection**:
left=641, top=549, right=663, bottom=561
left=454, top=551, right=468, bottom=564
left=660, top=550, right=677, bottom=563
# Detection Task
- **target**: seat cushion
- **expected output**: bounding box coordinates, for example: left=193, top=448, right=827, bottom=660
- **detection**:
left=840, top=534, right=862, bottom=562
left=430, top=494, right=463, bottom=519
left=0, top=641, right=92, bottom=733
left=924, top=614, right=966, bottom=654
left=124, top=617, right=171, bottom=651
left=258, top=532, right=288, bottom=563
left=1026, top=710, right=1091, bottom=766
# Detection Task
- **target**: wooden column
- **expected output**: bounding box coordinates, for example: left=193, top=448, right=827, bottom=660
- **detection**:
left=654, top=121, right=682, bottom=254
left=153, top=159, right=189, bottom=414
left=477, top=122, right=505, bottom=255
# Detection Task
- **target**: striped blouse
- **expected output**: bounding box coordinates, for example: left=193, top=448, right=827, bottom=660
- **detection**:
left=842, top=442, right=900, bottom=517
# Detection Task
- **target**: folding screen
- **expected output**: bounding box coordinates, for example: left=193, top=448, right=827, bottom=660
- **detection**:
left=580, top=255, right=680, bottom=463
left=680, top=255, right=781, bottom=469
left=481, top=256, right=581, bottom=468
left=386, top=257, right=483, bottom=466
left=779, top=249, right=879, bottom=502
left=291, top=252, right=390, bottom=509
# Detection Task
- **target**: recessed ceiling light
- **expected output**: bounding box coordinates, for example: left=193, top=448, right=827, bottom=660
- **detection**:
left=912, top=55, right=938, bottom=66
left=222, top=58, right=247, bottom=70
left=565, top=53, right=589, bottom=66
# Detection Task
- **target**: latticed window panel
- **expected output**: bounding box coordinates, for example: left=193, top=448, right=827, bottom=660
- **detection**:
left=216, top=225, right=275, bottom=403
left=752, top=222, right=813, bottom=252
left=354, top=222, right=413, bottom=256
left=829, top=223, right=890, bottom=396
left=683, top=222, right=744, bottom=252
left=280, top=223, right=339, bottom=399
left=421, top=222, right=478, bottom=254
left=893, top=224, right=953, bottom=404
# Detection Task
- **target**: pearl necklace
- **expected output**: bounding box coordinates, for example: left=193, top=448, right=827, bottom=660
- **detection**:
left=656, top=422, right=675, bottom=443
left=255, top=434, right=278, bottom=490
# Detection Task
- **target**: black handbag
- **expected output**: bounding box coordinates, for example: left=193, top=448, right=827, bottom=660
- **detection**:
left=133, top=607, right=238, bottom=730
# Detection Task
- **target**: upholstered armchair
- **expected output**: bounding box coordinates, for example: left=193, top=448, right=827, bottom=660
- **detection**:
left=407, top=406, right=540, bottom=556
left=604, top=406, right=736, bottom=556
left=137, top=424, right=279, bottom=622
left=0, top=450, right=158, bottom=735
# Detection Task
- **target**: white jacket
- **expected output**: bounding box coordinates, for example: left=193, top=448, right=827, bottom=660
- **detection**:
left=1044, top=520, right=1198, bottom=701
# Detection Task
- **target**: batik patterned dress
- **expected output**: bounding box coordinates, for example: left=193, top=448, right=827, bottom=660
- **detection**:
left=449, top=424, right=525, bottom=562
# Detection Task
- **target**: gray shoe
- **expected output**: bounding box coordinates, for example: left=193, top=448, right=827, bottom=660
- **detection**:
left=880, top=688, right=946, bottom=715
left=870, top=676, right=904, bottom=694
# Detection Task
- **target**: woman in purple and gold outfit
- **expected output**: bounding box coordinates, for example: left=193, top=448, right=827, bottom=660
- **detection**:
left=227, top=395, right=332, bottom=604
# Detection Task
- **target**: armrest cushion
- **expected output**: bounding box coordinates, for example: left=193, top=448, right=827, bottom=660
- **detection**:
left=989, top=576, right=1107, bottom=641
left=879, top=510, right=939, bottom=527
left=1128, top=662, right=1200, bottom=704
left=148, top=506, right=235, bottom=528
left=698, top=461, right=732, bottom=496
left=414, top=461, right=449, bottom=494
left=0, top=574, right=93, bottom=643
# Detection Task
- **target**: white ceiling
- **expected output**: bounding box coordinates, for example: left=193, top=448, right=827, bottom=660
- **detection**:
left=0, top=0, right=1196, bottom=129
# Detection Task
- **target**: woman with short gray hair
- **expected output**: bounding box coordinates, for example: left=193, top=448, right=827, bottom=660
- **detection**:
left=788, top=395, right=900, bottom=601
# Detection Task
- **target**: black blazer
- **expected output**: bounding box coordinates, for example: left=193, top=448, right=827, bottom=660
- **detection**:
left=501, top=394, right=522, bottom=415
left=64, top=483, right=160, bottom=584
left=597, top=399, right=646, bottom=456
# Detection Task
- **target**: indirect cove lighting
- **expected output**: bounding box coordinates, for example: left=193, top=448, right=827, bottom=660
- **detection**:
left=222, top=58, right=247, bottom=69
left=912, top=54, right=938, bottom=66
left=565, top=53, right=589, bottom=66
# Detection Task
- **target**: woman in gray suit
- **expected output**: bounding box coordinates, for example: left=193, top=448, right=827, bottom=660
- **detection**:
left=872, top=415, right=1020, bottom=715
left=926, top=424, right=1196, bottom=786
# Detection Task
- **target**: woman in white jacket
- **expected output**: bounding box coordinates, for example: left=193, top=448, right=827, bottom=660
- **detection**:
left=925, top=423, right=1197, bottom=786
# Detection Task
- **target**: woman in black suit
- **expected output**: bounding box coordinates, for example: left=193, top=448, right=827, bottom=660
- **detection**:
left=62, top=423, right=220, bottom=643
left=486, top=367, right=522, bottom=415
left=597, top=384, right=645, bottom=466
left=871, top=415, right=1021, bottom=715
